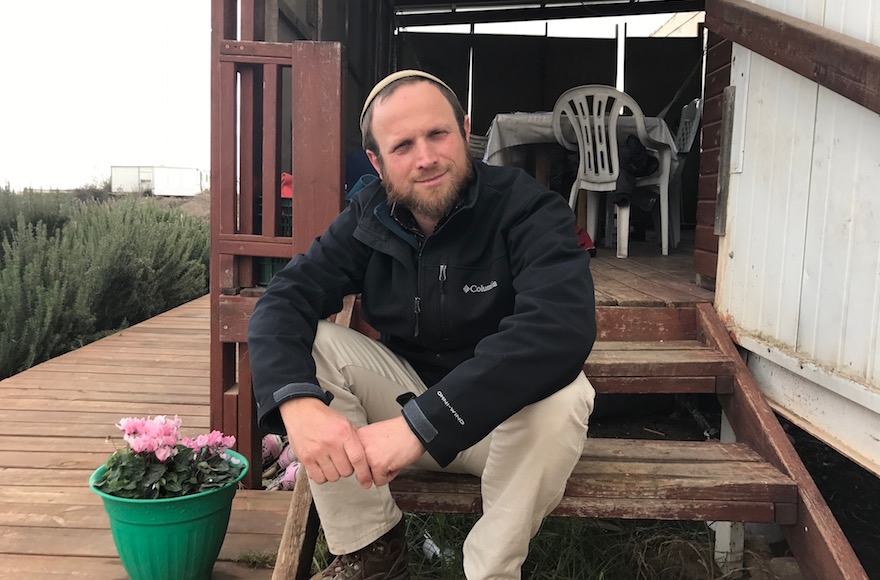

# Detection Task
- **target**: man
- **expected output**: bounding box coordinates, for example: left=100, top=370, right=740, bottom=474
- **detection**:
left=248, top=70, right=597, bottom=580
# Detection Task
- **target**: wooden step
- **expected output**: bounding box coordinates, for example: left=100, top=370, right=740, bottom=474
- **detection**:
left=585, top=340, right=735, bottom=394
left=389, top=439, right=798, bottom=525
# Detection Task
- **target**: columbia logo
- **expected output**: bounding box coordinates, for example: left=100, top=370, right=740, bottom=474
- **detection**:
left=462, top=281, right=498, bottom=294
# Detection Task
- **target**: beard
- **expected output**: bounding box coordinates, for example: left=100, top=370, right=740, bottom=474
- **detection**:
left=382, top=143, right=475, bottom=222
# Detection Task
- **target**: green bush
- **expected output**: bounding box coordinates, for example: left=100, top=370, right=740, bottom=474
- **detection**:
left=0, top=192, right=209, bottom=381
left=0, top=188, right=79, bottom=253
left=0, top=216, right=95, bottom=375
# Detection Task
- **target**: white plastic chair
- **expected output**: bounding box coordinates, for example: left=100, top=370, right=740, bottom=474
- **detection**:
left=552, top=85, right=673, bottom=258
left=668, top=97, right=703, bottom=248
left=469, top=133, right=489, bottom=161
left=673, top=98, right=703, bottom=155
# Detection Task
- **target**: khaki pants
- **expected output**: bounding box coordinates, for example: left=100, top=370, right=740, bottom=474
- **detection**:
left=308, top=320, right=595, bottom=580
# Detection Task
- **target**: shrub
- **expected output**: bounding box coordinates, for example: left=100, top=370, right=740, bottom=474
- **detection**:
left=68, top=197, right=210, bottom=330
left=0, top=216, right=95, bottom=376
left=0, top=188, right=78, bottom=254
left=0, top=192, right=209, bottom=381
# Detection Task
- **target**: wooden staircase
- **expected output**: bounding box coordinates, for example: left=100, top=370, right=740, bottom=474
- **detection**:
left=270, top=300, right=870, bottom=579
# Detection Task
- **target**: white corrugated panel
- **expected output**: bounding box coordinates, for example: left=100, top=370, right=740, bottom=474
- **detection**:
left=799, top=91, right=880, bottom=385
left=719, top=0, right=880, bottom=390
left=716, top=51, right=816, bottom=348
left=717, top=0, right=880, bottom=474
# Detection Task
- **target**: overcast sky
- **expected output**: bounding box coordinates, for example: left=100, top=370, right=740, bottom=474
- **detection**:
left=0, top=1, right=211, bottom=191
left=0, top=3, right=674, bottom=191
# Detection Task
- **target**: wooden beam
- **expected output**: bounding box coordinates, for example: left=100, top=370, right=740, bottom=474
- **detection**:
left=706, top=0, right=880, bottom=116
left=696, top=303, right=868, bottom=579
left=271, top=473, right=319, bottom=580
left=220, top=40, right=299, bottom=63
left=595, top=307, right=697, bottom=341
left=291, top=42, right=345, bottom=256
left=218, top=234, right=296, bottom=258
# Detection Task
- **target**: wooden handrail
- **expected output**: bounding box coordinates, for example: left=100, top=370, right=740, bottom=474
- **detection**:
left=706, top=0, right=880, bottom=116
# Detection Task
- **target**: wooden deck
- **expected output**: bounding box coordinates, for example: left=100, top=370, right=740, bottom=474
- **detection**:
left=0, top=296, right=289, bottom=579
left=590, top=235, right=715, bottom=306
left=0, top=241, right=709, bottom=577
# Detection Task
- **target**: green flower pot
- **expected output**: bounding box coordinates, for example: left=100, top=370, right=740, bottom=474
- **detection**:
left=89, top=450, right=249, bottom=580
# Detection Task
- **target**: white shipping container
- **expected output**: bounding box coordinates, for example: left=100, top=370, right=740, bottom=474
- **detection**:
left=110, top=166, right=203, bottom=197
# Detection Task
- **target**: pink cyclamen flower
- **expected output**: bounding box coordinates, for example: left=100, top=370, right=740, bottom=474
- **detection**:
left=182, top=430, right=236, bottom=455
left=117, top=415, right=181, bottom=462
left=154, top=445, right=177, bottom=462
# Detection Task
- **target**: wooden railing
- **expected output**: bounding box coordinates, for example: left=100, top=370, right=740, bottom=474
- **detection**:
left=210, top=0, right=344, bottom=488
left=706, top=0, right=880, bottom=117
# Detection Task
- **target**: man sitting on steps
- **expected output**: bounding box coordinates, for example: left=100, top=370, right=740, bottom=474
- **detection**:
left=247, top=70, right=597, bottom=580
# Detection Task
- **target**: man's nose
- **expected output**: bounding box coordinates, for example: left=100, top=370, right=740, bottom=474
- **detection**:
left=413, top=139, right=439, bottom=167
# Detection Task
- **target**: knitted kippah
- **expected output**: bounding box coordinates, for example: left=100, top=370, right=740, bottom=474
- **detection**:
left=360, top=70, right=454, bottom=124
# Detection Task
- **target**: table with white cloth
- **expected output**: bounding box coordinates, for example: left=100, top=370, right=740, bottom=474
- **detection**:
left=482, top=112, right=682, bottom=247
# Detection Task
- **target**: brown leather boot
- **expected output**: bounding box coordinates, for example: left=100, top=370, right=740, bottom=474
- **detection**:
left=311, top=518, right=410, bottom=580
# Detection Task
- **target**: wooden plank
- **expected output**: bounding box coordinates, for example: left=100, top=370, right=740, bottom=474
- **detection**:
left=0, top=399, right=209, bottom=415
left=271, top=468, right=320, bottom=580
left=548, top=498, right=784, bottom=523
left=693, top=249, right=719, bottom=281
left=590, top=376, right=718, bottom=394
left=219, top=295, right=259, bottom=343
left=593, top=286, right=618, bottom=307
left=0, top=556, right=275, bottom=579
left=0, top=423, right=212, bottom=440
left=578, top=438, right=765, bottom=461
left=0, top=436, right=129, bottom=453
left=237, top=343, right=262, bottom=490
left=585, top=348, right=734, bottom=377
left=705, top=38, right=733, bottom=77
left=706, top=0, right=880, bottom=117
left=591, top=340, right=705, bottom=351
left=603, top=260, right=715, bottom=303
left=217, top=235, right=297, bottom=258
left=589, top=269, right=665, bottom=307
left=0, top=388, right=207, bottom=405
left=391, top=497, right=791, bottom=525
left=694, top=199, right=718, bottom=229
left=704, top=64, right=731, bottom=105
left=696, top=303, right=868, bottom=578
left=290, top=42, right=344, bottom=256
left=695, top=224, right=717, bottom=253
left=0, top=525, right=281, bottom=561
left=0, top=487, right=288, bottom=511
left=25, top=363, right=207, bottom=377
left=387, top=460, right=795, bottom=523
left=0, top=501, right=287, bottom=534
left=595, top=306, right=697, bottom=341
left=5, top=372, right=207, bottom=388
left=0, top=411, right=210, bottom=428
left=595, top=267, right=700, bottom=307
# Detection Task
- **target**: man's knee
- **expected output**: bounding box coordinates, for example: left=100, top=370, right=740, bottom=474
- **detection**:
left=512, top=374, right=594, bottom=442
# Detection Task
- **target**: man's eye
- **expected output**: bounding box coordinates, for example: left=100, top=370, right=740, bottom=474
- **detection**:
left=393, top=141, right=412, bottom=153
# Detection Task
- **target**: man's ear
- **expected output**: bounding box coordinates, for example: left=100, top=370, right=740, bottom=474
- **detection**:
left=365, top=149, right=383, bottom=179
left=464, top=115, right=471, bottom=142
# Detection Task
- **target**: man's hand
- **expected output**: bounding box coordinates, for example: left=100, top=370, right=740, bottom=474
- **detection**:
left=357, top=417, right=426, bottom=487
left=279, top=397, right=373, bottom=489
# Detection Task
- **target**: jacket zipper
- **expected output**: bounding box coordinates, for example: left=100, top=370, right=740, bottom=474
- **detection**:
left=414, top=245, right=425, bottom=338
left=413, top=296, right=421, bottom=337
left=439, top=264, right=448, bottom=338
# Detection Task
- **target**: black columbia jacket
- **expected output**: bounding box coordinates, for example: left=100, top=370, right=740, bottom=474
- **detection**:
left=247, top=161, right=596, bottom=467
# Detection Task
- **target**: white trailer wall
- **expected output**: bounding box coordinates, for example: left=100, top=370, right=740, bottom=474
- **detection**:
left=152, top=167, right=203, bottom=197
left=110, top=166, right=203, bottom=196
left=715, top=0, right=880, bottom=475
